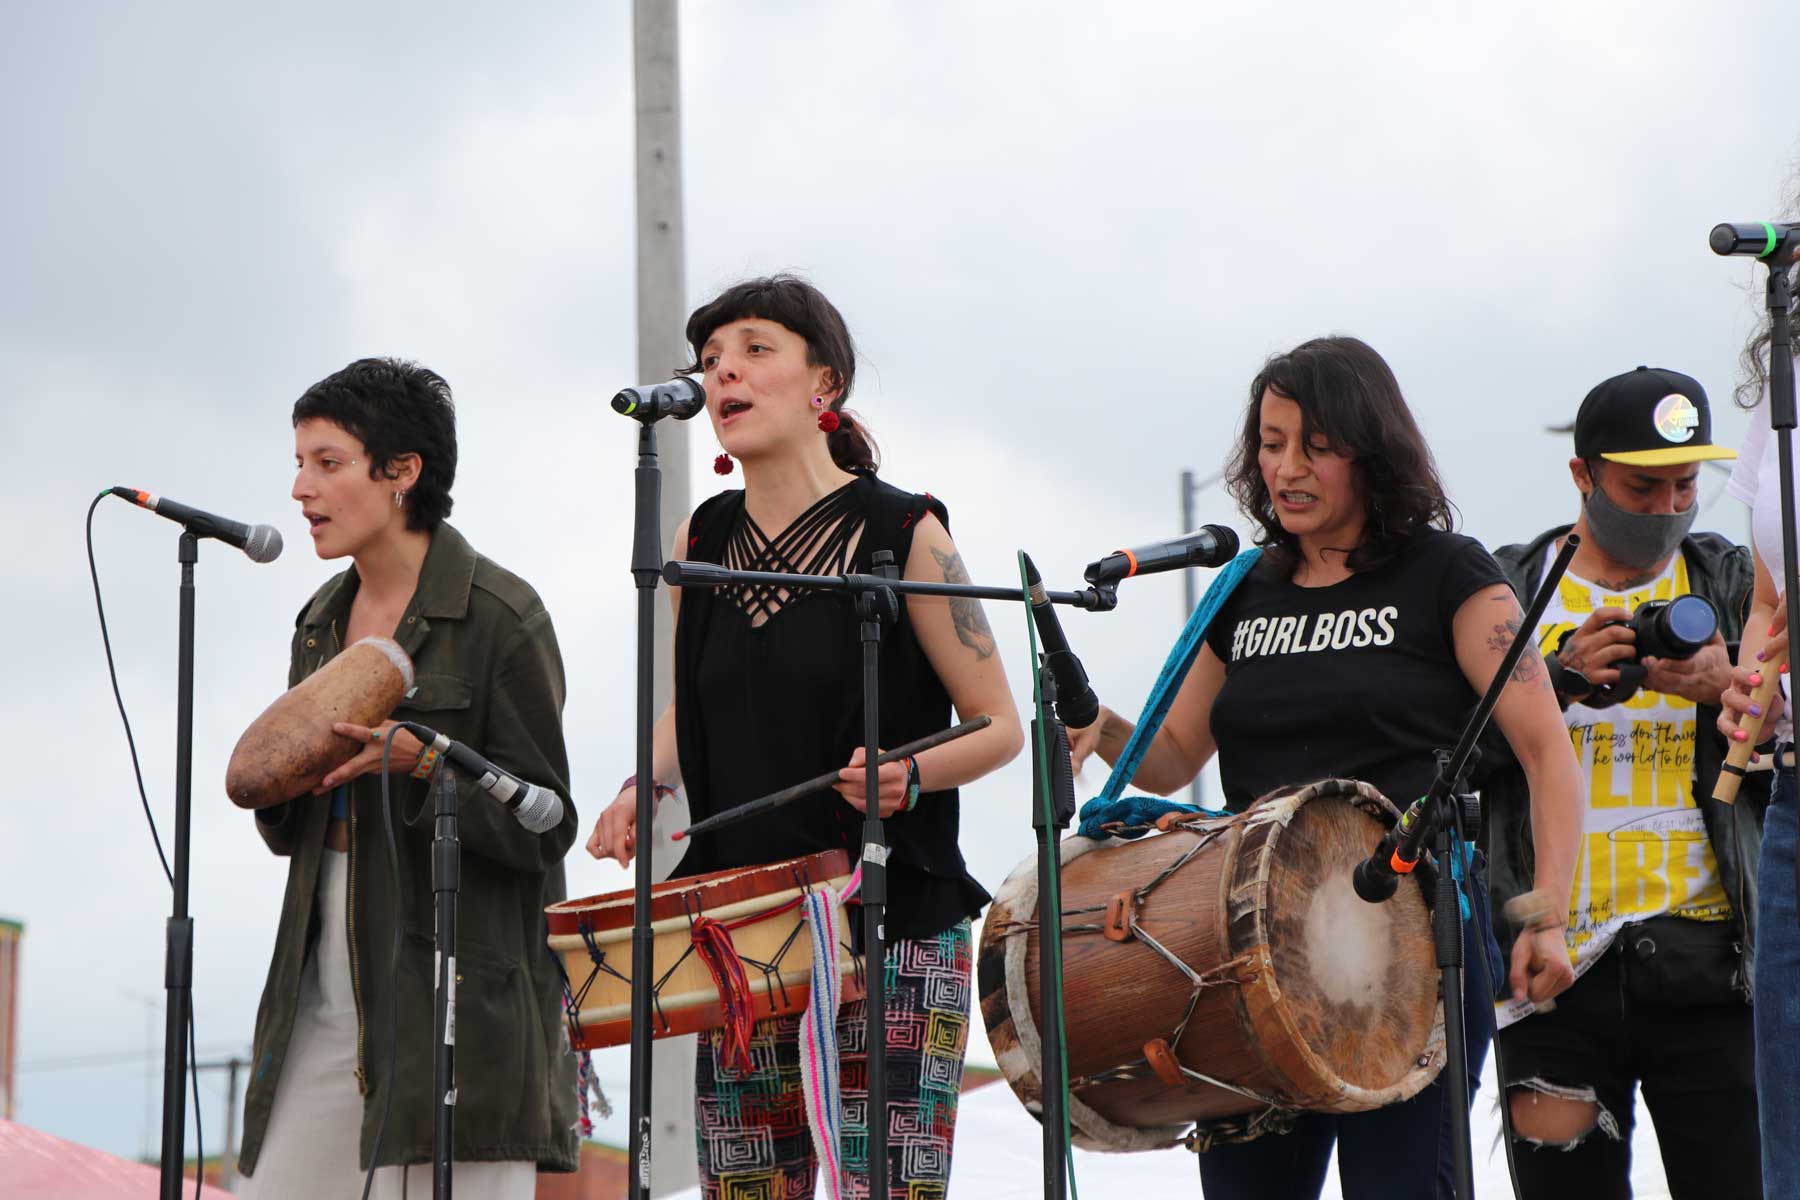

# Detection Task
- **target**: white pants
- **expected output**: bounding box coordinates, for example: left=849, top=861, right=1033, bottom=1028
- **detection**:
left=239, top=850, right=535, bottom=1200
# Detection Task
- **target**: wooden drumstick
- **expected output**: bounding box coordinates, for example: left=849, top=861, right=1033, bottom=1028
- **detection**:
left=672, top=716, right=992, bottom=841
left=1714, top=649, right=1788, bottom=804
left=1503, top=889, right=1563, bottom=1013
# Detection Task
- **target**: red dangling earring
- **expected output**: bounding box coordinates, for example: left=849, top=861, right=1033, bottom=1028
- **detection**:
left=817, top=408, right=840, bottom=433
left=713, top=453, right=734, bottom=476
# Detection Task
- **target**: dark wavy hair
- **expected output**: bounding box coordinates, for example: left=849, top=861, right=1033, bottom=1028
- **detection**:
left=1224, top=336, right=1453, bottom=572
left=292, top=357, right=458, bottom=531
left=684, top=274, right=879, bottom=473
left=1736, top=173, right=1800, bottom=410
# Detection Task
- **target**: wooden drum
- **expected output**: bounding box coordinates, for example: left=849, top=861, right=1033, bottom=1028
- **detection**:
left=977, top=778, right=1445, bottom=1151
left=547, top=850, right=863, bottom=1050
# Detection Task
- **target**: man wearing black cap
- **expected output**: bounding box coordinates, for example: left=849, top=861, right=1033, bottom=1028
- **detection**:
left=1481, top=366, right=1765, bottom=1198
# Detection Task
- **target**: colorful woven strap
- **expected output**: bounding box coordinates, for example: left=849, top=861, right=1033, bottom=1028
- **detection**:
left=799, top=866, right=860, bottom=1200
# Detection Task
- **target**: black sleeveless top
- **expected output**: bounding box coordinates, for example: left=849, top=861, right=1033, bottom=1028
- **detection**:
left=672, top=474, right=991, bottom=941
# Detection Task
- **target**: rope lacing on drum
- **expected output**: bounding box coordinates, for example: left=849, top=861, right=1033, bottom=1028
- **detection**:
left=547, top=944, right=611, bottom=1135
left=565, top=918, right=631, bottom=1031
left=1183, top=1105, right=1299, bottom=1152
left=560, top=864, right=829, bottom=1043
left=1038, top=819, right=1302, bottom=1114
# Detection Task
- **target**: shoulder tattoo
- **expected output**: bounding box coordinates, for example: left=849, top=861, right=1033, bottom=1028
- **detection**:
left=930, top=546, right=996, bottom=660
left=1487, top=615, right=1547, bottom=687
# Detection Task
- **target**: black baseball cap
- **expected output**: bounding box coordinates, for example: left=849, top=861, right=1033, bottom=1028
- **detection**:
left=1573, top=366, right=1737, bottom=467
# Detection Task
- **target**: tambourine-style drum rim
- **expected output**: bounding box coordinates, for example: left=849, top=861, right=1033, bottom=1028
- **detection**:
left=546, top=848, right=853, bottom=933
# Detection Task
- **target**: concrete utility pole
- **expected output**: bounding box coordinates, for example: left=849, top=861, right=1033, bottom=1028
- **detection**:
left=634, top=2, right=697, bottom=1194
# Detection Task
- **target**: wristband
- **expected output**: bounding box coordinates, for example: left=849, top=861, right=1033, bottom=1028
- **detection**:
left=410, top=746, right=440, bottom=780
left=1544, top=630, right=1593, bottom=704
left=620, top=774, right=678, bottom=800
left=902, top=756, right=921, bottom=813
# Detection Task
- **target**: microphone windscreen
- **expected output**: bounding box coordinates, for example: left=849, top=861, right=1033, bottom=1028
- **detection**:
left=515, top=784, right=565, bottom=835
left=245, top=524, right=284, bottom=563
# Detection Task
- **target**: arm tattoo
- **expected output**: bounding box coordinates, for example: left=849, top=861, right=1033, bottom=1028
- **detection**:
left=1488, top=616, right=1548, bottom=686
left=930, top=546, right=997, bottom=660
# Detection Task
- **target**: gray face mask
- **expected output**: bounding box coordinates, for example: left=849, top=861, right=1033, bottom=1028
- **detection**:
left=1583, top=481, right=1696, bottom=571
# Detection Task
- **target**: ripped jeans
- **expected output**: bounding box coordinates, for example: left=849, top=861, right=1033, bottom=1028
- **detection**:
left=1496, top=935, right=1760, bottom=1199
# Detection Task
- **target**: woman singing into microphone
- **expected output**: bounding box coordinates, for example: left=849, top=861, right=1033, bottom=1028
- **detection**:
left=586, top=275, right=1023, bottom=1199
left=1069, top=336, right=1581, bottom=1200
left=236, top=358, right=579, bottom=1198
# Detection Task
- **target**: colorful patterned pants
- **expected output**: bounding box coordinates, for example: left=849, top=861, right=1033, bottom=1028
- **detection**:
left=694, top=919, right=973, bottom=1200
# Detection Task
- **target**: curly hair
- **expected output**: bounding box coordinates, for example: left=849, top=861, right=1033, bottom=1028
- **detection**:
left=292, top=357, right=457, bottom=531
left=684, top=274, right=879, bottom=473
left=1735, top=172, right=1800, bottom=411
left=1224, top=336, right=1453, bottom=573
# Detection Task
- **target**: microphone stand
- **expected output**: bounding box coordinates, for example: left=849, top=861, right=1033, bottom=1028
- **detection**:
left=664, top=556, right=1112, bottom=1199
left=431, top=765, right=460, bottom=1197
left=158, top=531, right=199, bottom=1200
left=1030, top=663, right=1079, bottom=1200
left=624, top=415, right=669, bottom=1200
left=1351, top=534, right=1579, bottom=1200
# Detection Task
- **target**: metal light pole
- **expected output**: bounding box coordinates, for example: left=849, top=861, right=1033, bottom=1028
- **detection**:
left=1180, top=470, right=1223, bottom=808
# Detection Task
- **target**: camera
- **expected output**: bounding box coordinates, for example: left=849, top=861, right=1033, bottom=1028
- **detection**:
left=1609, top=595, right=1718, bottom=661
left=1571, top=594, right=1719, bottom=705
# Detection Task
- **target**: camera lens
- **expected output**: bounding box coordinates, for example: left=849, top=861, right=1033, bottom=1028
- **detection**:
left=1631, top=594, right=1717, bottom=659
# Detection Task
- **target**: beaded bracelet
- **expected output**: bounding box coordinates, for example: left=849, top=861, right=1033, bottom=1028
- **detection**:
left=620, top=774, right=679, bottom=800
left=902, top=756, right=921, bottom=813
left=411, top=745, right=441, bottom=780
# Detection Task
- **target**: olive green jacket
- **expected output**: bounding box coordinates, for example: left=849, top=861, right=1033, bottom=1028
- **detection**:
left=238, top=523, right=580, bottom=1176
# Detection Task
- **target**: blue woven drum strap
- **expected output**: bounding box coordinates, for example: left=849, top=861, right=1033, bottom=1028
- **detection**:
left=1076, top=547, right=1262, bottom=839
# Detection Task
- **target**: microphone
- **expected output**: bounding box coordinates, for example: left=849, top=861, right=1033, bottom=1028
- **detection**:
left=1084, top=525, right=1238, bottom=586
left=108, top=487, right=283, bottom=563
left=1709, top=222, right=1800, bottom=259
left=611, top=377, right=705, bottom=422
left=1022, top=553, right=1100, bottom=729
left=399, top=721, right=565, bottom=834
left=1351, top=802, right=1430, bottom=903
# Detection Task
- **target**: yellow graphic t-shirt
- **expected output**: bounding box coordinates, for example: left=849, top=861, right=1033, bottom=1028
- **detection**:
left=1496, top=549, right=1731, bottom=1028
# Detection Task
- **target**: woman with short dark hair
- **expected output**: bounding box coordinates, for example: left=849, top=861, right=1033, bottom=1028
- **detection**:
left=236, top=357, right=580, bottom=1198
left=586, top=276, right=1024, bottom=1199
left=1069, top=336, right=1581, bottom=1200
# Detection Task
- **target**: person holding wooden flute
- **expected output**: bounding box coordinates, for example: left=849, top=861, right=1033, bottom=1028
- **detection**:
left=1718, top=291, right=1800, bottom=1198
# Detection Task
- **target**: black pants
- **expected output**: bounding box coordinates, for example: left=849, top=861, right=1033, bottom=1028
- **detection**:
left=1496, top=933, right=1760, bottom=1200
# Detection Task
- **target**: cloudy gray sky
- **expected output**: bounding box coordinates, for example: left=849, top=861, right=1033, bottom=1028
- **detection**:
left=4, top=0, right=1795, bottom=1177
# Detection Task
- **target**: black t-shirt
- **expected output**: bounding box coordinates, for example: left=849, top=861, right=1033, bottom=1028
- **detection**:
left=1203, top=531, right=1507, bottom=813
